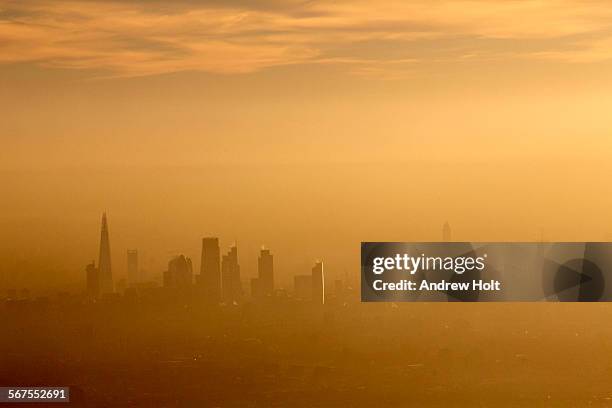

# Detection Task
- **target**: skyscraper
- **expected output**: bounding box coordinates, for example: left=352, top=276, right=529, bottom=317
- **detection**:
left=163, top=255, right=193, bottom=288
left=199, top=237, right=221, bottom=302
left=221, top=245, right=242, bottom=304
left=257, top=248, right=274, bottom=296
left=127, top=250, right=138, bottom=285
left=312, top=261, right=325, bottom=305
left=98, top=213, right=113, bottom=294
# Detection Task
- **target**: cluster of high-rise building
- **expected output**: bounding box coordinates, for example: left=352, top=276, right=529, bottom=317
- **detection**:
left=85, top=214, right=328, bottom=305
left=293, top=261, right=325, bottom=304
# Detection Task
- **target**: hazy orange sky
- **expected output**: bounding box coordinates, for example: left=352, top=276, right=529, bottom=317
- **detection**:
left=2, top=0, right=612, bottom=292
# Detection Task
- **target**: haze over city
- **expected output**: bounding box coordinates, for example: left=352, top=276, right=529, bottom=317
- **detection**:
left=3, top=1, right=612, bottom=294
left=4, top=1, right=612, bottom=406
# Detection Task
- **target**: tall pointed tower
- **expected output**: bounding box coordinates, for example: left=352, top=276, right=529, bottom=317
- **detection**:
left=98, top=212, right=114, bottom=294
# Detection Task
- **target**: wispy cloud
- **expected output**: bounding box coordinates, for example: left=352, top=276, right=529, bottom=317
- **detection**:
left=1, top=0, right=612, bottom=78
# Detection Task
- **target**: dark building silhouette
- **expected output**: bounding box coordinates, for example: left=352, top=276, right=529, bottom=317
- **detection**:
left=221, top=245, right=242, bottom=304
left=443, top=221, right=452, bottom=241
left=163, top=255, right=193, bottom=288
left=127, top=250, right=138, bottom=286
left=98, top=213, right=113, bottom=294
left=257, top=249, right=274, bottom=296
left=312, top=261, right=325, bottom=305
left=198, top=237, right=221, bottom=302
left=86, top=261, right=99, bottom=298
left=294, top=275, right=312, bottom=300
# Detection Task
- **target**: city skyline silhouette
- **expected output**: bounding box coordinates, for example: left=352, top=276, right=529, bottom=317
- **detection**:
left=82, top=213, right=336, bottom=305
left=3, top=0, right=612, bottom=405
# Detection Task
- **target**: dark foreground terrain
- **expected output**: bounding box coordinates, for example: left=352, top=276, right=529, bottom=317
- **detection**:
left=2, top=293, right=612, bottom=407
